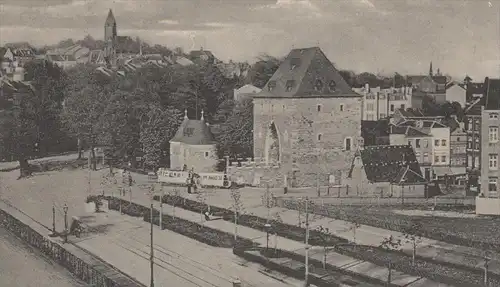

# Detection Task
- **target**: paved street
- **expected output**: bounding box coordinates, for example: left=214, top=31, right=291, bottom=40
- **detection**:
left=0, top=226, right=86, bottom=287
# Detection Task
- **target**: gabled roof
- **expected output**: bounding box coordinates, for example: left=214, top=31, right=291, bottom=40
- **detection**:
left=170, top=112, right=216, bottom=145
left=484, top=78, right=500, bottom=110
left=255, top=47, right=360, bottom=99
left=390, top=125, right=430, bottom=137
left=356, top=145, right=426, bottom=184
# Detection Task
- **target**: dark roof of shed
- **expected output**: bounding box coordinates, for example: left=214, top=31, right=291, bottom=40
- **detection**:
left=255, top=47, right=360, bottom=99
left=170, top=117, right=216, bottom=145
left=357, top=145, right=426, bottom=184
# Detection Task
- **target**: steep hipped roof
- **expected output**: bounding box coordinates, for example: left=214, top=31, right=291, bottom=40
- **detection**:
left=170, top=112, right=216, bottom=145
left=484, top=78, right=500, bottom=110
left=357, top=145, right=426, bottom=184
left=255, top=47, right=360, bottom=98
left=105, top=9, right=116, bottom=25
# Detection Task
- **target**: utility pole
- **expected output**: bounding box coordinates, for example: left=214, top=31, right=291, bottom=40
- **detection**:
left=159, top=184, right=164, bottom=230
left=150, top=197, right=155, bottom=287
left=304, top=196, right=310, bottom=287
left=63, top=204, right=68, bottom=243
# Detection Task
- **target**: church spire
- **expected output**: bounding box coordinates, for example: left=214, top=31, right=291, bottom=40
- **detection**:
left=429, top=62, right=433, bottom=76
left=105, top=9, right=116, bottom=25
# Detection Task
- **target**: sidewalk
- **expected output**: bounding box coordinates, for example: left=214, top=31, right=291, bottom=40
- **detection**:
left=120, top=178, right=445, bottom=287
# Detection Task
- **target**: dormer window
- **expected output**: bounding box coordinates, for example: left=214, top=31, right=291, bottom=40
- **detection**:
left=314, top=79, right=323, bottom=92
left=286, top=80, right=295, bottom=92
left=290, top=58, right=300, bottom=70
left=268, top=81, right=276, bottom=92
left=328, top=80, right=336, bottom=92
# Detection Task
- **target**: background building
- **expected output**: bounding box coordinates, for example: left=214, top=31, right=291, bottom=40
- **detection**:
left=480, top=78, right=500, bottom=198
left=169, top=110, right=218, bottom=173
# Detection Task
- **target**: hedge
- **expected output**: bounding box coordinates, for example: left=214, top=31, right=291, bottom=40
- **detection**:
left=107, top=197, right=255, bottom=249
left=155, top=194, right=348, bottom=247
left=282, top=199, right=500, bottom=251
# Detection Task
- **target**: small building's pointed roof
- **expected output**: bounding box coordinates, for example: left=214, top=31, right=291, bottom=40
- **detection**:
left=105, top=9, right=116, bottom=25
left=170, top=112, right=216, bottom=145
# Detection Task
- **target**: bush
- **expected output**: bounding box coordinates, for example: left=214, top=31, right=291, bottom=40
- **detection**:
left=156, top=195, right=347, bottom=246
left=107, top=196, right=255, bottom=248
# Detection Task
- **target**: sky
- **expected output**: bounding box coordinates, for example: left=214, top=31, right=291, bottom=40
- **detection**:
left=0, top=0, right=499, bottom=80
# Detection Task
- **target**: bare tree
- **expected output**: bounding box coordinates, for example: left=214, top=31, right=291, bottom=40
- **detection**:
left=315, top=226, right=335, bottom=269
left=348, top=219, right=362, bottom=249
left=230, top=186, right=244, bottom=241
left=261, top=184, right=275, bottom=222
left=196, top=188, right=207, bottom=222
left=166, top=187, right=181, bottom=217
left=271, top=211, right=283, bottom=252
left=401, top=222, right=423, bottom=266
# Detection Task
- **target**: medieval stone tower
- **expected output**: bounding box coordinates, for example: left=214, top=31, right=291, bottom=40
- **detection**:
left=104, top=9, right=117, bottom=67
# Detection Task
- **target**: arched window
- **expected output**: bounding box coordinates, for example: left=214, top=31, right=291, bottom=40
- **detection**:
left=317, top=134, right=322, bottom=141
left=314, top=79, right=323, bottom=91
left=329, top=80, right=336, bottom=91
left=317, top=104, right=322, bottom=112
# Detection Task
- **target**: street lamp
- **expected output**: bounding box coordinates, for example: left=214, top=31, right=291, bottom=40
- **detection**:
left=63, top=204, right=68, bottom=243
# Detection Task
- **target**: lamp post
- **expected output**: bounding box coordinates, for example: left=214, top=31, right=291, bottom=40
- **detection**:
left=304, top=196, right=310, bottom=287
left=63, top=204, right=68, bottom=243
left=49, top=205, right=57, bottom=237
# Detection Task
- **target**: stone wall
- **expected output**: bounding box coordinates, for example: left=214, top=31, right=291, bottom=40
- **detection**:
left=0, top=208, right=145, bottom=287
left=227, top=158, right=284, bottom=187
left=253, top=96, right=362, bottom=187
left=170, top=142, right=218, bottom=172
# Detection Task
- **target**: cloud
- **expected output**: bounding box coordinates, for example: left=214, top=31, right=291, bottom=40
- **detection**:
left=158, top=19, right=179, bottom=25
left=253, top=0, right=323, bottom=19
left=197, top=22, right=234, bottom=28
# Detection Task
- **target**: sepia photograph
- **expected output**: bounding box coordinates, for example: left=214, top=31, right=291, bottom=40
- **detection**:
left=0, top=0, right=499, bottom=286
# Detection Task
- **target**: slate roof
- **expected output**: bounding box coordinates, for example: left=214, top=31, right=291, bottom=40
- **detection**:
left=432, top=76, right=448, bottom=84
left=361, top=120, right=390, bottom=146
left=255, top=47, right=360, bottom=99
left=389, top=126, right=430, bottom=137
left=170, top=115, right=216, bottom=145
left=484, top=78, right=500, bottom=110
left=13, top=48, right=34, bottom=57
left=357, top=145, right=427, bottom=184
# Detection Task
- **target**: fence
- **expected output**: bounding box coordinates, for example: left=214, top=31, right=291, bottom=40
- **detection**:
left=275, top=195, right=476, bottom=208
left=0, top=208, right=145, bottom=287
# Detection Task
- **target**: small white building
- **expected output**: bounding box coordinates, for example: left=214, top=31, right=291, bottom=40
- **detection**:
left=234, top=84, right=261, bottom=101
left=169, top=110, right=218, bottom=173
left=445, top=82, right=467, bottom=107
left=354, top=83, right=412, bottom=121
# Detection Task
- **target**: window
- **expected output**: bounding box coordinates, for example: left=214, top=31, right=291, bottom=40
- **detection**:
left=268, top=81, right=276, bottom=92
left=400, top=104, right=405, bottom=110
left=490, top=113, right=499, bottom=119
left=416, top=139, right=421, bottom=148
left=441, top=139, right=447, bottom=146
left=489, top=126, right=499, bottom=143
left=423, top=153, right=429, bottom=163
left=390, top=104, right=395, bottom=112
left=467, top=118, right=472, bottom=131
left=366, top=103, right=374, bottom=111
left=441, top=155, right=446, bottom=163
left=317, top=134, right=322, bottom=141
left=328, top=80, right=337, bottom=92
left=490, top=154, right=498, bottom=170
left=489, top=177, right=498, bottom=192
left=456, top=137, right=460, bottom=142
left=314, top=79, right=323, bottom=91
left=340, top=104, right=344, bottom=112
left=379, top=113, right=386, bottom=118
left=434, top=155, right=439, bottom=163
left=286, top=80, right=295, bottom=92
left=467, top=139, right=472, bottom=149
left=468, top=155, right=472, bottom=168
left=204, top=151, right=209, bottom=158
left=434, top=139, right=440, bottom=147
left=408, top=139, right=412, bottom=146
left=415, top=152, right=421, bottom=160
left=317, top=104, right=322, bottom=112
left=367, top=114, right=374, bottom=121
left=423, top=139, right=429, bottom=148
left=290, top=58, right=300, bottom=70
left=344, top=137, right=352, bottom=151
left=474, top=119, right=480, bottom=131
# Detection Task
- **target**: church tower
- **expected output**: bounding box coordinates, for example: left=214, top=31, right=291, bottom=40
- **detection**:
left=104, top=9, right=117, bottom=68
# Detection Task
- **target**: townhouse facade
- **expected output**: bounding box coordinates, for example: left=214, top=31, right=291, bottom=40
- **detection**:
left=353, top=84, right=412, bottom=121
left=480, top=78, right=500, bottom=197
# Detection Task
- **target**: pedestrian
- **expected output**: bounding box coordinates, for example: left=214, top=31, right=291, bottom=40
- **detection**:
left=186, top=177, right=192, bottom=194
left=204, top=210, right=211, bottom=221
